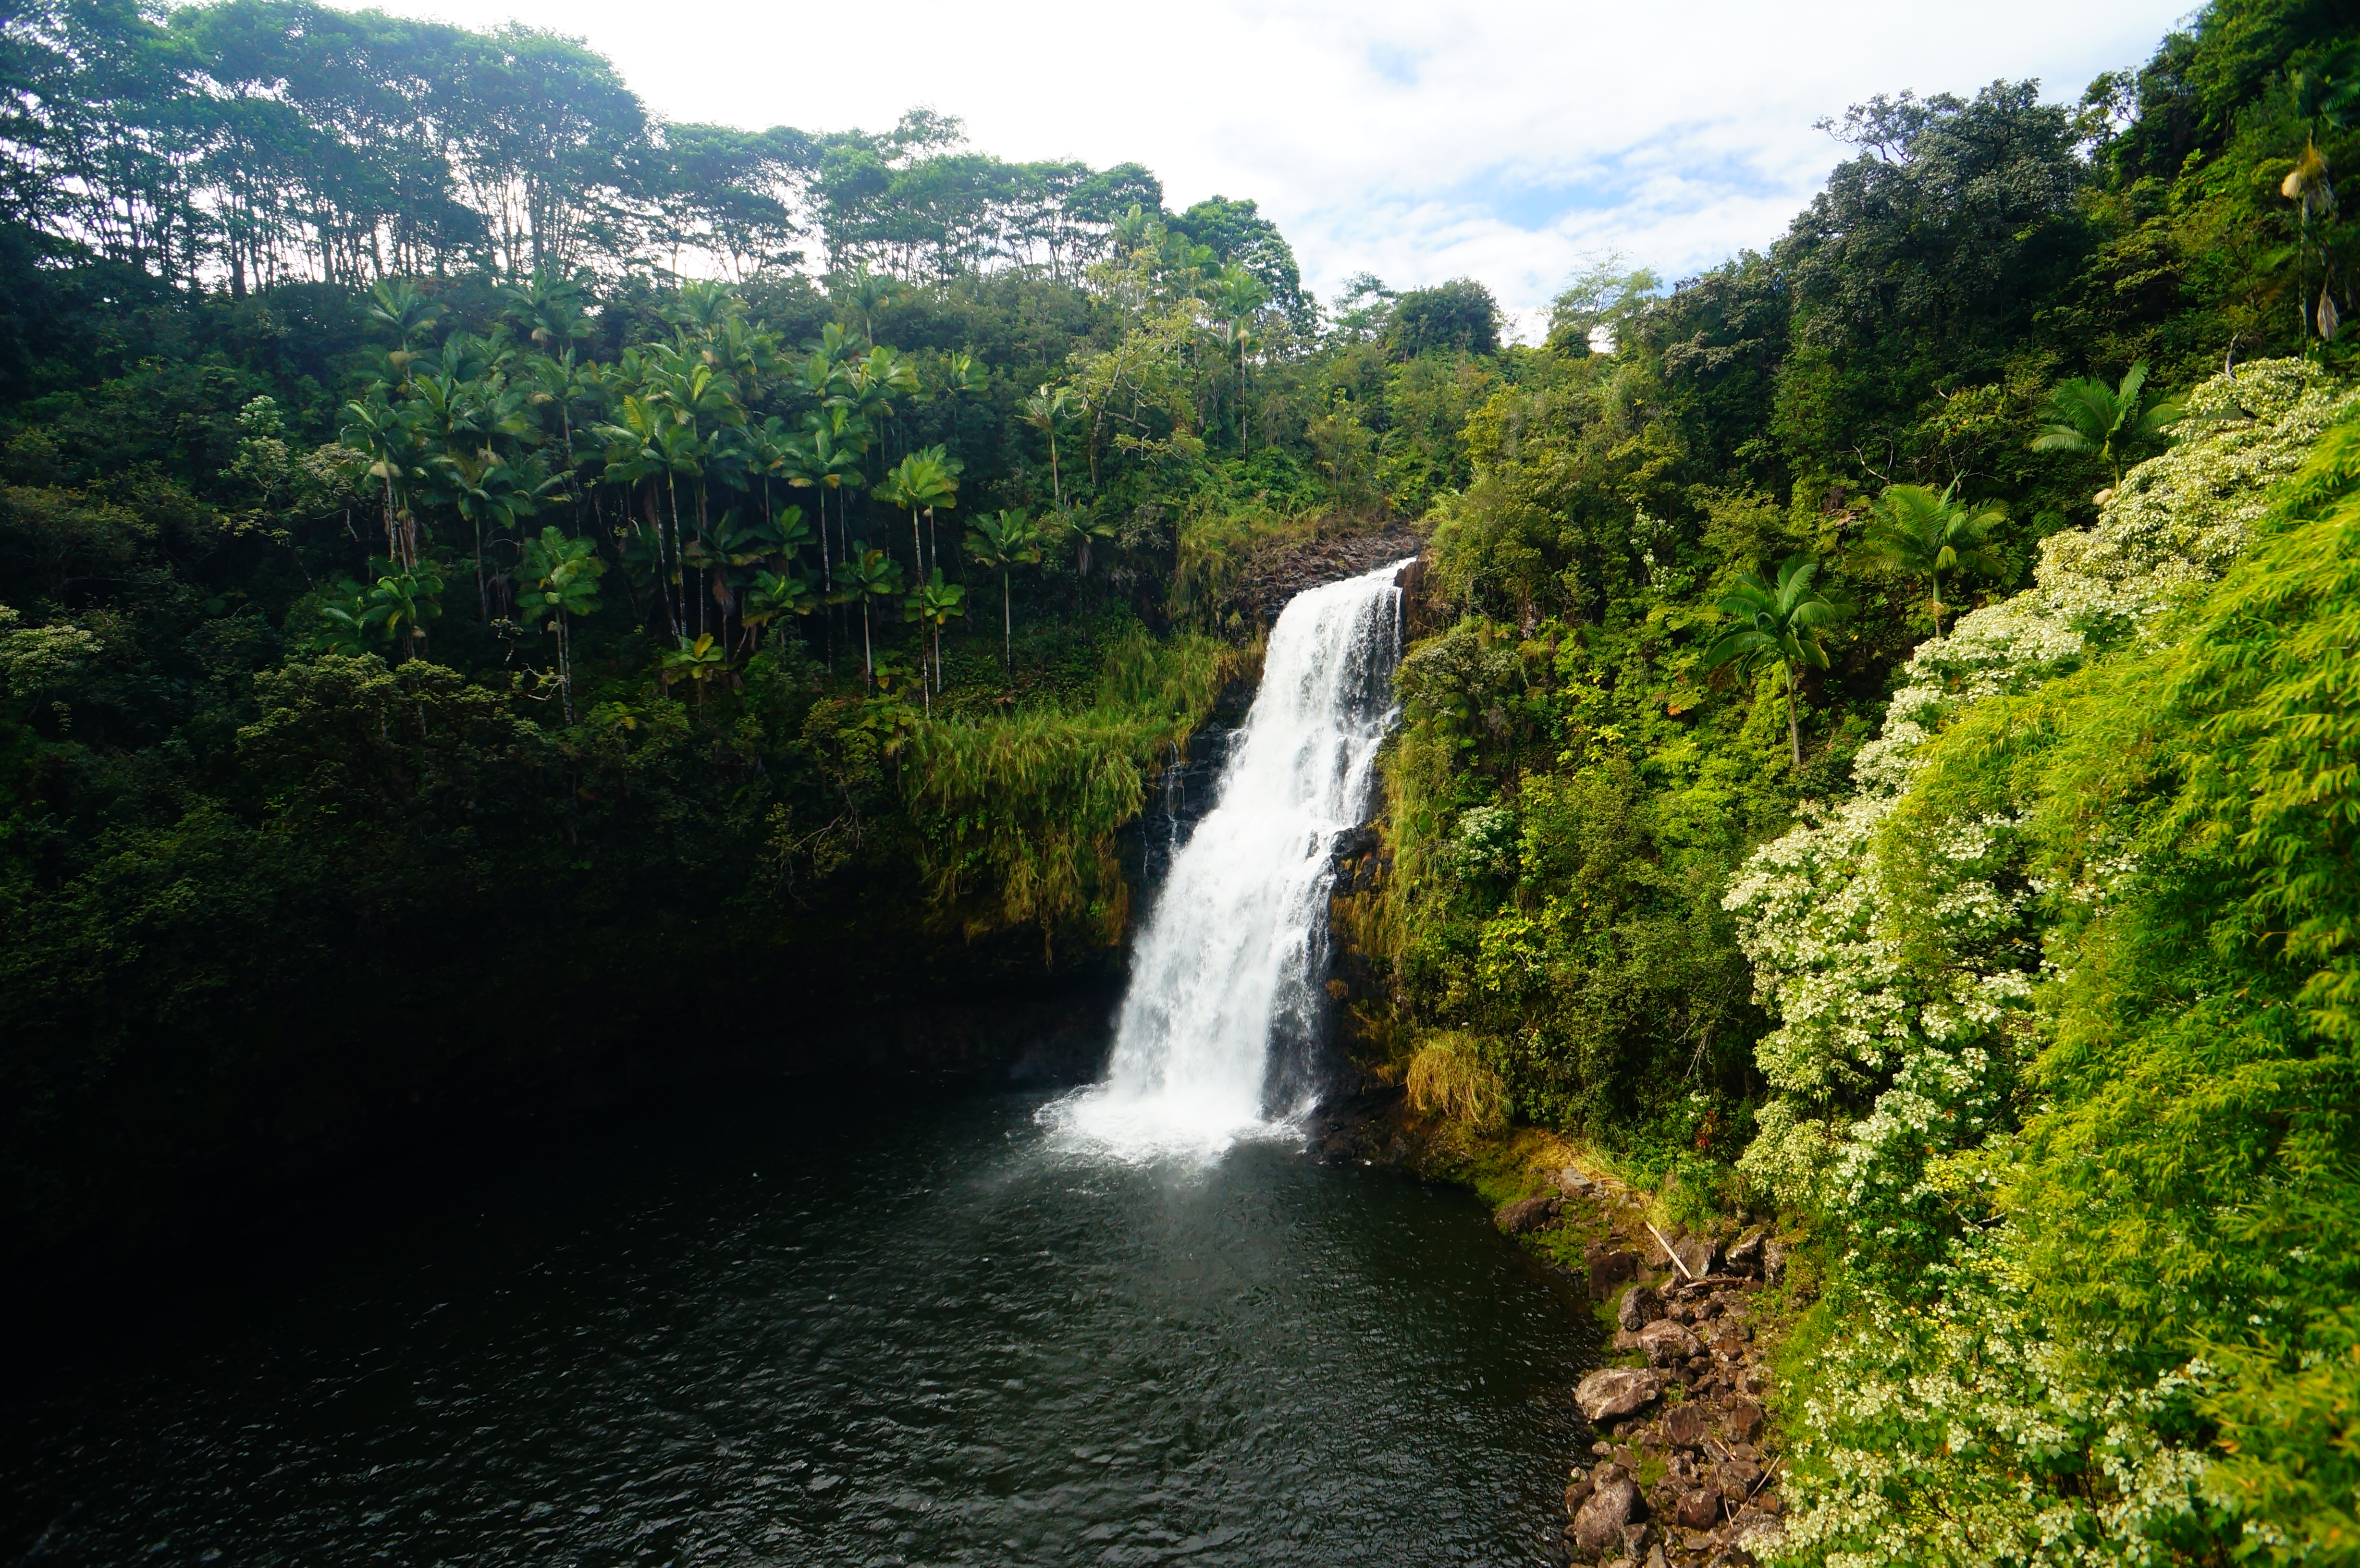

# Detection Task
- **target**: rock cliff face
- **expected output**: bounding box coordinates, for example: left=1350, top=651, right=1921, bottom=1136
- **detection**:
left=1231, top=524, right=1426, bottom=626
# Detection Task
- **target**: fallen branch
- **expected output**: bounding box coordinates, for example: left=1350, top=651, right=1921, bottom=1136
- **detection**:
left=1647, top=1221, right=1697, bottom=1281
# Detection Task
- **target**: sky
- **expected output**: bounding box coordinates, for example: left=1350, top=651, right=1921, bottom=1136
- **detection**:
left=333, top=0, right=2195, bottom=332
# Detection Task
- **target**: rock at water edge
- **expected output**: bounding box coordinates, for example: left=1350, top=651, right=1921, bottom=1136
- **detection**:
left=1575, top=1367, right=1664, bottom=1423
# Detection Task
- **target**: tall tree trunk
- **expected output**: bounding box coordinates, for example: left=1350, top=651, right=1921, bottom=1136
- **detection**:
left=1787, top=674, right=1804, bottom=770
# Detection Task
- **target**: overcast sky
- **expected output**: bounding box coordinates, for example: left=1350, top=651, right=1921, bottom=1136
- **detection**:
left=332, top=0, right=2194, bottom=329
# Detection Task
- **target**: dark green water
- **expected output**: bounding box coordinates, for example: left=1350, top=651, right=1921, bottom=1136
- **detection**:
left=3, top=1081, right=1595, bottom=1566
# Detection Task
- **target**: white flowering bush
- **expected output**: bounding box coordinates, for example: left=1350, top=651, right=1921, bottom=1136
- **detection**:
left=1732, top=361, right=2351, bottom=1222
left=1731, top=362, right=2360, bottom=1566
left=1778, top=1220, right=2214, bottom=1568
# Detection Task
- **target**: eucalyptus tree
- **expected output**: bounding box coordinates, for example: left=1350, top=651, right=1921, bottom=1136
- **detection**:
left=1698, top=554, right=1845, bottom=769
left=964, top=509, right=1042, bottom=664
left=1863, top=483, right=2006, bottom=633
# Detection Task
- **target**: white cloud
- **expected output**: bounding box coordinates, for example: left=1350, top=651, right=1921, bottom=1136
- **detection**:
left=329, top=0, right=2190, bottom=312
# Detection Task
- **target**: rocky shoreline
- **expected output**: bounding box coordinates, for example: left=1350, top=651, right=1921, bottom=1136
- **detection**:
left=1309, top=1098, right=1794, bottom=1568
left=1533, top=1168, right=1789, bottom=1568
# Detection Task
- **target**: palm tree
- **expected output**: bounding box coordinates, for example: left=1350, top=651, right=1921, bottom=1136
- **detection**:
left=359, top=559, right=445, bottom=662
left=875, top=446, right=959, bottom=580
left=836, top=265, right=899, bottom=346
left=1021, top=385, right=1074, bottom=507
left=832, top=547, right=904, bottom=688
left=310, top=585, right=377, bottom=658
left=341, top=398, right=421, bottom=568
left=659, top=632, right=729, bottom=711
left=1068, top=507, right=1119, bottom=581
left=2030, top=363, right=2182, bottom=490
left=743, top=567, right=817, bottom=655
left=964, top=509, right=1042, bottom=665
left=421, top=446, right=559, bottom=622
left=904, top=569, right=966, bottom=712
left=365, top=278, right=440, bottom=386
left=1111, top=203, right=1156, bottom=257
left=1862, top=483, right=2006, bottom=634
left=515, top=525, right=606, bottom=721
left=497, top=269, right=594, bottom=355
left=2281, top=137, right=2340, bottom=345
left=594, top=393, right=702, bottom=637
left=1699, top=554, right=1845, bottom=769
left=939, top=350, right=986, bottom=447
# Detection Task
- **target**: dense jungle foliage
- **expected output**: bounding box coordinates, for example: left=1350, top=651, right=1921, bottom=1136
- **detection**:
left=1349, top=1, right=2360, bottom=1562
left=0, top=0, right=1493, bottom=1245
left=5, top=0, right=2360, bottom=1558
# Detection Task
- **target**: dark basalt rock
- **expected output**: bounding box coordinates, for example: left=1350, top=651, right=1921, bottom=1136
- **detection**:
left=1495, top=1195, right=1561, bottom=1234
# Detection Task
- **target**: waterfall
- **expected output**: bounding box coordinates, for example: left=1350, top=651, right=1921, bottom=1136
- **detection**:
left=1056, top=558, right=1412, bottom=1157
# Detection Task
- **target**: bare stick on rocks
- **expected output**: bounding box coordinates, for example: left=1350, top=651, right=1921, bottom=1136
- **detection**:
left=1647, top=1222, right=1697, bottom=1281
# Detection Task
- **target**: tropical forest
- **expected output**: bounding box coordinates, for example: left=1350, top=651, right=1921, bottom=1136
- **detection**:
left=1, top=0, right=2356, bottom=1564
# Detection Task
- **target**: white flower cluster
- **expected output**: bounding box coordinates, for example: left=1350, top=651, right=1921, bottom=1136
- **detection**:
left=1730, top=360, right=2355, bottom=1215
left=1727, top=361, right=2357, bottom=1565
left=1778, top=1231, right=2212, bottom=1568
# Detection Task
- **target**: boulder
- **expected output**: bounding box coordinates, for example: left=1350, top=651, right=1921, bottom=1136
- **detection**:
left=1565, top=1471, right=1595, bottom=1515
left=1717, top=1456, right=1763, bottom=1497
left=1727, top=1400, right=1764, bottom=1444
left=1637, top=1318, right=1702, bottom=1368
left=1586, top=1243, right=1638, bottom=1299
left=1724, top=1227, right=1767, bottom=1275
left=1762, top=1239, right=1788, bottom=1285
left=1552, top=1167, right=1595, bottom=1196
left=1571, top=1463, right=1640, bottom=1555
left=1495, top=1195, right=1561, bottom=1234
left=1676, top=1486, right=1721, bottom=1530
left=1617, top=1283, right=1665, bottom=1332
left=1663, top=1403, right=1709, bottom=1449
left=1672, top=1235, right=1721, bottom=1281
left=1575, top=1366, right=1665, bottom=1423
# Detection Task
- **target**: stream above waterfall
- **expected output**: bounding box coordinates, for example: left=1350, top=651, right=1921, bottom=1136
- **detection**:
left=1, top=1080, right=1595, bottom=1567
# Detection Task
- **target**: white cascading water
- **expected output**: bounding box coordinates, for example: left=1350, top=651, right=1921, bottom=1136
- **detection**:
left=1055, top=558, right=1412, bottom=1158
